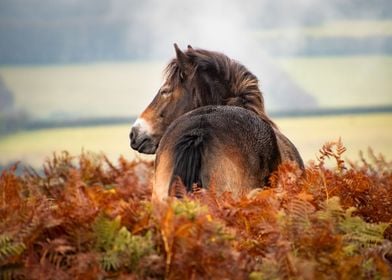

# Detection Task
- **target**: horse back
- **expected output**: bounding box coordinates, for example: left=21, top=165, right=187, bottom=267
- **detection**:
left=154, top=106, right=281, bottom=200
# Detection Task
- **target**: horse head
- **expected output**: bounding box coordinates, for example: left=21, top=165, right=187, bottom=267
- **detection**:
left=130, top=44, right=205, bottom=154
left=130, top=44, right=268, bottom=154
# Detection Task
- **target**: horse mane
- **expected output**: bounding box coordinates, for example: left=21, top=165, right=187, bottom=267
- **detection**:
left=164, top=47, right=277, bottom=129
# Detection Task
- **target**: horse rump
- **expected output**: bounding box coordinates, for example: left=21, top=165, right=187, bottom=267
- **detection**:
left=153, top=106, right=282, bottom=200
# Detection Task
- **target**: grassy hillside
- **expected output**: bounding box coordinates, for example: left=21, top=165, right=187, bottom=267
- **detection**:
left=0, top=62, right=165, bottom=119
left=278, top=56, right=392, bottom=108
left=0, top=141, right=391, bottom=279
left=0, top=55, right=391, bottom=120
left=0, top=124, right=154, bottom=169
left=1, top=114, right=391, bottom=169
left=278, top=113, right=392, bottom=163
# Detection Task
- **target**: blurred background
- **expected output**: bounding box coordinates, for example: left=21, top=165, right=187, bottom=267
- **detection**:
left=0, top=0, right=391, bottom=169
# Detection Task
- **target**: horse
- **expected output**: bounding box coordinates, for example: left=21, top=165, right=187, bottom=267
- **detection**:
left=151, top=105, right=281, bottom=200
left=130, top=44, right=303, bottom=200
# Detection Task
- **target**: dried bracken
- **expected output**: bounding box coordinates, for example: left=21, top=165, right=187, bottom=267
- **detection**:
left=0, top=142, right=391, bottom=279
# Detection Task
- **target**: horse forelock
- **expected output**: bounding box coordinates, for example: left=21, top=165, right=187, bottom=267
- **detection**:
left=163, top=60, right=181, bottom=89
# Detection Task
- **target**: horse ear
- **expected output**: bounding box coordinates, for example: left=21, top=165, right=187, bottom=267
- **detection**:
left=174, top=43, right=190, bottom=77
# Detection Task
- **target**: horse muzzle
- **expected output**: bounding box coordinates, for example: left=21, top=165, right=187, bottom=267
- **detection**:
left=130, top=125, right=158, bottom=154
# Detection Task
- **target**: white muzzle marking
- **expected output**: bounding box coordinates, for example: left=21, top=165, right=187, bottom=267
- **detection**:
left=133, top=117, right=153, bottom=135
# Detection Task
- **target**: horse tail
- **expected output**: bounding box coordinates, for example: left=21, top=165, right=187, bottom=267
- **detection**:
left=171, top=129, right=208, bottom=193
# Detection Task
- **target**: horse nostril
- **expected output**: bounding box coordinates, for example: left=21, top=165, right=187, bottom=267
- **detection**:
left=130, top=130, right=134, bottom=141
left=130, top=126, right=140, bottom=144
left=130, top=126, right=139, bottom=144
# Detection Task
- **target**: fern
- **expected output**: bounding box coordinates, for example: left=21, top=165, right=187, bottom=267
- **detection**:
left=316, top=196, right=388, bottom=252
left=101, top=251, right=121, bottom=271
left=0, top=146, right=391, bottom=278
left=317, top=138, right=347, bottom=172
left=172, top=198, right=208, bottom=221
left=317, top=196, right=346, bottom=222
left=287, top=199, right=314, bottom=229
left=93, top=215, right=122, bottom=251
left=339, top=213, right=389, bottom=253
left=125, top=230, right=154, bottom=270
left=0, top=234, right=25, bottom=263
left=249, top=259, right=281, bottom=280
left=93, top=215, right=154, bottom=272
left=0, top=264, right=24, bottom=280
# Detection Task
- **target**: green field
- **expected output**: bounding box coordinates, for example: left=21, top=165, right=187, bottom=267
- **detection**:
left=1, top=113, right=391, bottom=169
left=0, top=62, right=165, bottom=119
left=1, top=55, right=391, bottom=119
left=277, top=113, right=392, bottom=163
left=278, top=56, right=392, bottom=108
left=0, top=124, right=154, bottom=168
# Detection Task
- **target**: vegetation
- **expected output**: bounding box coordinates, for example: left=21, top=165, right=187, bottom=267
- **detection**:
left=0, top=140, right=391, bottom=279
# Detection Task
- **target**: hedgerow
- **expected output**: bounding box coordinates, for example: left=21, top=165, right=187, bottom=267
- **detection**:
left=0, top=140, right=391, bottom=279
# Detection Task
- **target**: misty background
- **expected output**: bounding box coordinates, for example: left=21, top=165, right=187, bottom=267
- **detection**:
left=1, top=0, right=391, bottom=127
left=0, top=0, right=391, bottom=168
left=1, top=0, right=391, bottom=63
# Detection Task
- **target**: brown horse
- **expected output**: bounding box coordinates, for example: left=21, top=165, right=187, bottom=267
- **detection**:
left=130, top=44, right=303, bottom=200
left=152, top=105, right=281, bottom=200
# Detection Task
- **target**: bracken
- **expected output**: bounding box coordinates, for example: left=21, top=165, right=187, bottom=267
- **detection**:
left=0, top=141, right=391, bottom=279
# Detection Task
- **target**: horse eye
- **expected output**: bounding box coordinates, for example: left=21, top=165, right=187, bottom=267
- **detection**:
left=160, top=89, right=171, bottom=97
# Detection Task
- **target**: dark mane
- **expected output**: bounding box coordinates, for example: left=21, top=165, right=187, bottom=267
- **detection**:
left=164, top=48, right=277, bottom=129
